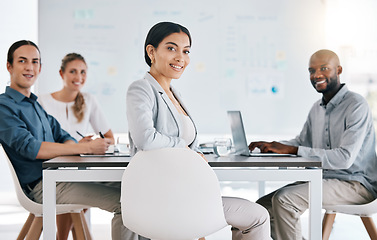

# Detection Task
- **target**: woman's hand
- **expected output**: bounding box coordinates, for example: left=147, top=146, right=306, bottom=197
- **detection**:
left=186, top=146, right=208, bottom=162
left=87, top=138, right=111, bottom=154
left=197, top=151, right=208, bottom=162
left=78, top=135, right=93, bottom=143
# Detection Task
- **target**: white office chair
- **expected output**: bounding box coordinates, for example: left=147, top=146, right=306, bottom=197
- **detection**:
left=322, top=200, right=377, bottom=240
left=121, top=148, right=228, bottom=240
left=0, top=144, right=92, bottom=240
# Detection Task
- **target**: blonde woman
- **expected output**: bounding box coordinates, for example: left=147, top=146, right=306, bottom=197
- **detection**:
left=39, top=53, right=114, bottom=143
left=38, top=53, right=115, bottom=239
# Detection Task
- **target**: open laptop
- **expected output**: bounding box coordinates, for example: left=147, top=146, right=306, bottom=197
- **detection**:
left=227, top=111, right=296, bottom=157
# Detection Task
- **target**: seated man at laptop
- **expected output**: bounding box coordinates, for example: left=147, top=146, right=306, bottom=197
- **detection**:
left=248, top=49, right=377, bottom=240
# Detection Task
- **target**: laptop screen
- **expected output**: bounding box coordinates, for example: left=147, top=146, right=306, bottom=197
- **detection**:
left=227, top=111, right=250, bottom=155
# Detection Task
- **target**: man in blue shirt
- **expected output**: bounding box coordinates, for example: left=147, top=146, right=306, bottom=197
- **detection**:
left=249, top=49, right=377, bottom=240
left=0, top=40, right=139, bottom=240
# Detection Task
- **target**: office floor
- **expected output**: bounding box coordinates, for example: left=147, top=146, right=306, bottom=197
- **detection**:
left=0, top=182, right=373, bottom=240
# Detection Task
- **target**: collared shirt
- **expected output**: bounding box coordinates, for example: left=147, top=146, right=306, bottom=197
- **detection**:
left=0, top=87, right=75, bottom=187
left=282, top=84, right=377, bottom=197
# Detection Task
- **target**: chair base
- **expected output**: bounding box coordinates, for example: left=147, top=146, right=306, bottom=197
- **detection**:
left=17, top=211, right=92, bottom=240
left=361, top=216, right=377, bottom=240
left=322, top=212, right=336, bottom=240
left=17, top=213, right=35, bottom=240
left=25, top=216, right=42, bottom=240
left=322, top=212, right=377, bottom=240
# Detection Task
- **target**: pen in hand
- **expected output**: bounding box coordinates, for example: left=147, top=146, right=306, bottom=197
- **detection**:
left=76, top=131, right=85, bottom=138
left=76, top=131, right=93, bottom=143
left=99, top=132, right=105, bottom=138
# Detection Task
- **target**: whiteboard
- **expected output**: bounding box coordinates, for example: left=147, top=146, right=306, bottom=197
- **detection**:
left=38, top=0, right=325, bottom=137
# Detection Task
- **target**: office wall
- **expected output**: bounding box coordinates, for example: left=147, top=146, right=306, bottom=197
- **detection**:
left=0, top=0, right=38, bottom=95
left=37, top=0, right=325, bottom=137
left=0, top=0, right=38, bottom=192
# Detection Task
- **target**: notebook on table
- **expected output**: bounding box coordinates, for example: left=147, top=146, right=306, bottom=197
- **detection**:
left=80, top=144, right=130, bottom=157
left=227, top=110, right=296, bottom=157
left=80, top=152, right=130, bottom=157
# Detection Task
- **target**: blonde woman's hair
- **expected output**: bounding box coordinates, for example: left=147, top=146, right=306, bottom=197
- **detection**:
left=61, top=53, right=87, bottom=122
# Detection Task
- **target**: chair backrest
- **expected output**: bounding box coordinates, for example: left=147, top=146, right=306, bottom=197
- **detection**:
left=0, top=144, right=44, bottom=216
left=0, top=144, right=87, bottom=216
left=121, top=148, right=227, bottom=240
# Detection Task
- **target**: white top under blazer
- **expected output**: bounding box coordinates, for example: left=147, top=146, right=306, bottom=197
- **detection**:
left=180, top=114, right=196, bottom=146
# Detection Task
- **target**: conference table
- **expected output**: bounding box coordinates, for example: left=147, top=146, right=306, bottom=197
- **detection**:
left=42, top=154, right=322, bottom=239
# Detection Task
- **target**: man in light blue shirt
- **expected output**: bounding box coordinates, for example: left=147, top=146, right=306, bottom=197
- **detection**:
left=249, top=49, right=377, bottom=240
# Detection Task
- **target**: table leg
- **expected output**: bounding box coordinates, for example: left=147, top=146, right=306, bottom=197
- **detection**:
left=43, top=169, right=56, bottom=239
left=308, top=170, right=322, bottom=240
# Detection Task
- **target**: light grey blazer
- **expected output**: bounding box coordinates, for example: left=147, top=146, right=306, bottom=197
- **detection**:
left=126, top=72, right=198, bottom=156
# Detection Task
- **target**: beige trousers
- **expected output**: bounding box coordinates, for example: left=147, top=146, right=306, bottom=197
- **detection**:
left=256, top=179, right=375, bottom=240
left=30, top=181, right=140, bottom=240
left=223, top=196, right=271, bottom=240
